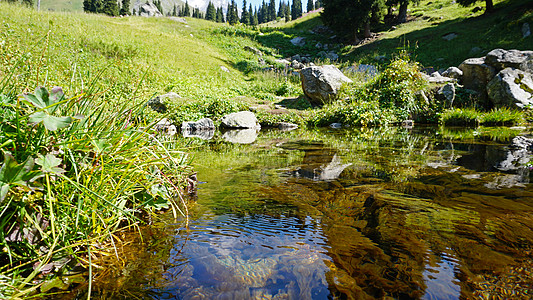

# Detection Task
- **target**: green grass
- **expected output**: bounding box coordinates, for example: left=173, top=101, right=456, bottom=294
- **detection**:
left=440, top=107, right=525, bottom=126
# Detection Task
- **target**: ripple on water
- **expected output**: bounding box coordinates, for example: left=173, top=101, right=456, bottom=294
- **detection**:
left=150, top=213, right=332, bottom=299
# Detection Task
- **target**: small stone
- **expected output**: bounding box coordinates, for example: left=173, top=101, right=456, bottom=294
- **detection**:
left=220, top=66, right=230, bottom=73
left=522, top=23, right=531, bottom=38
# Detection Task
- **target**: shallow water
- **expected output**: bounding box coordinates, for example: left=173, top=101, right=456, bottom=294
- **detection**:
left=94, top=126, right=533, bottom=299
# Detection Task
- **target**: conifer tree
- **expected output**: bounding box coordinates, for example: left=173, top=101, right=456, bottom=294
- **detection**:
left=268, top=0, right=276, bottom=21
left=253, top=7, right=259, bottom=25
left=291, top=0, right=302, bottom=20
left=277, top=1, right=284, bottom=18
left=241, top=0, right=250, bottom=25
left=306, top=0, right=313, bottom=12
left=183, top=0, right=190, bottom=16
left=227, top=0, right=239, bottom=24
left=284, top=3, right=290, bottom=21
left=120, top=0, right=130, bottom=15
left=249, top=3, right=254, bottom=23
left=206, top=1, right=216, bottom=20
left=172, top=4, right=177, bottom=16
left=102, top=0, right=119, bottom=16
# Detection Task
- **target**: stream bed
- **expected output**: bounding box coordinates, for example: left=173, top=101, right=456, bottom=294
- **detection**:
left=92, top=126, right=533, bottom=299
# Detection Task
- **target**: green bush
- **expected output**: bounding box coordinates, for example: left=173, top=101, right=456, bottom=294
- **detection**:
left=481, top=107, right=524, bottom=126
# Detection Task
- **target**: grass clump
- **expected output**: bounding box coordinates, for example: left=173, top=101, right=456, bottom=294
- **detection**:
left=440, top=107, right=524, bottom=126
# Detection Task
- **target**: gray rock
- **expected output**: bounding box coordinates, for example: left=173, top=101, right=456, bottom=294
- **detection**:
left=300, top=65, right=353, bottom=104
left=487, top=68, right=533, bottom=108
left=329, top=123, right=342, bottom=129
left=402, top=120, right=414, bottom=128
left=315, top=42, right=323, bottom=49
left=319, top=154, right=352, bottom=181
left=147, top=92, right=181, bottom=113
left=244, top=46, right=263, bottom=56
left=442, top=32, right=458, bottom=41
left=221, top=111, right=260, bottom=129
left=139, top=2, right=162, bottom=17
left=485, top=49, right=533, bottom=73
left=438, top=83, right=456, bottom=107
left=441, top=66, right=463, bottom=79
left=459, top=57, right=496, bottom=92
left=422, top=71, right=455, bottom=84
left=344, top=64, right=379, bottom=80
left=181, top=118, right=215, bottom=140
left=291, top=54, right=302, bottom=62
left=290, top=37, right=306, bottom=47
left=291, top=60, right=304, bottom=69
left=220, top=66, right=230, bottom=73
left=511, top=135, right=533, bottom=150
left=523, top=23, right=531, bottom=38
left=168, top=17, right=187, bottom=23
left=275, top=59, right=291, bottom=66
left=222, top=129, right=259, bottom=144
left=277, top=122, right=299, bottom=131
left=317, top=51, right=339, bottom=61
left=181, top=118, right=215, bottom=131
left=154, top=118, right=177, bottom=136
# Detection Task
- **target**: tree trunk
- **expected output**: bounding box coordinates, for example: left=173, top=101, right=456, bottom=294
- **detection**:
left=364, top=22, right=371, bottom=38
left=397, top=1, right=408, bottom=23
left=387, top=5, right=393, bottom=16
left=354, top=30, right=360, bottom=44
left=485, top=0, right=494, bottom=13
left=37, top=0, right=40, bottom=10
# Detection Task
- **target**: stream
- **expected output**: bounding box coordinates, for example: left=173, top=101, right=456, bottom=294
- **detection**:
left=91, top=126, right=533, bottom=299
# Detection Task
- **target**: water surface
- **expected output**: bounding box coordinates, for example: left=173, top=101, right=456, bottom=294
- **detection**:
left=96, top=127, right=533, bottom=299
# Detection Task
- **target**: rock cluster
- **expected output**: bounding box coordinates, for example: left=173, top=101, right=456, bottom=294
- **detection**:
left=458, top=49, right=533, bottom=108
left=424, top=49, right=533, bottom=109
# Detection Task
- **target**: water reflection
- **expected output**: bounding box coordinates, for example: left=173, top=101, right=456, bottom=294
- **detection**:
left=91, top=126, right=533, bottom=299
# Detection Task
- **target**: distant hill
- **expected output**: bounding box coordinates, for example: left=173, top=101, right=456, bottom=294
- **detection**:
left=37, top=0, right=230, bottom=14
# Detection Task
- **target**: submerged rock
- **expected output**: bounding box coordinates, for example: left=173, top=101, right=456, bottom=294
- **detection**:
left=154, top=118, right=177, bottom=136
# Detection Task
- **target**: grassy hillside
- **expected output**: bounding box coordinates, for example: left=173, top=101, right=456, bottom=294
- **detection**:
left=256, top=0, right=532, bottom=69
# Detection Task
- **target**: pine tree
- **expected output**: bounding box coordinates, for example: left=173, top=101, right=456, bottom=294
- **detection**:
left=260, top=0, right=268, bottom=23
left=249, top=3, right=254, bottom=24
left=306, top=0, right=313, bottom=12
left=291, top=0, right=302, bottom=20
left=173, top=4, right=177, bottom=16
left=228, top=0, right=239, bottom=25
left=101, top=0, right=119, bottom=16
left=321, top=0, right=382, bottom=41
left=241, top=0, right=249, bottom=25
left=206, top=1, right=216, bottom=21
left=120, top=0, right=130, bottom=15
left=183, top=0, right=190, bottom=16
left=268, top=0, right=276, bottom=21
left=284, top=3, right=291, bottom=21
left=277, top=1, right=284, bottom=18
left=252, top=8, right=259, bottom=25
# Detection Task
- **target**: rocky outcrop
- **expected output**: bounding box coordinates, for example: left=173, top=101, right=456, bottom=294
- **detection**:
left=300, top=65, right=353, bottom=104
left=290, top=37, right=306, bottom=47
left=441, top=67, right=463, bottom=79
left=221, top=111, right=260, bottom=129
left=139, top=2, right=162, bottom=17
left=459, top=57, right=496, bottom=92
left=423, top=71, right=455, bottom=84
left=437, top=83, right=456, bottom=107
left=485, top=49, right=533, bottom=73
left=487, top=68, right=533, bottom=108
left=456, top=49, right=533, bottom=108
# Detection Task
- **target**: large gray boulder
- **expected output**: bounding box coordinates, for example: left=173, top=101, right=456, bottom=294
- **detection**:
left=290, top=37, right=306, bottom=47
left=459, top=57, right=496, bottom=93
left=442, top=67, right=463, bottom=79
left=221, top=111, right=260, bottom=129
left=485, top=49, right=533, bottom=73
left=300, top=65, right=353, bottom=104
left=487, top=68, right=533, bottom=108
left=422, top=71, right=455, bottom=84
left=139, top=2, right=162, bottom=17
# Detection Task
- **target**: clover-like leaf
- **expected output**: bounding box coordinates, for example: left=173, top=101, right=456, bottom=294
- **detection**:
left=35, top=153, right=66, bottom=175
left=29, top=111, right=72, bottom=131
left=0, top=151, right=43, bottom=203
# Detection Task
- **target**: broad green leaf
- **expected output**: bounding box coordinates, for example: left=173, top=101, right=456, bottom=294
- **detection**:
left=35, top=153, right=65, bottom=174
left=29, top=112, right=72, bottom=131
left=23, top=86, right=65, bottom=113
left=42, top=115, right=72, bottom=131
left=0, top=151, right=42, bottom=203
